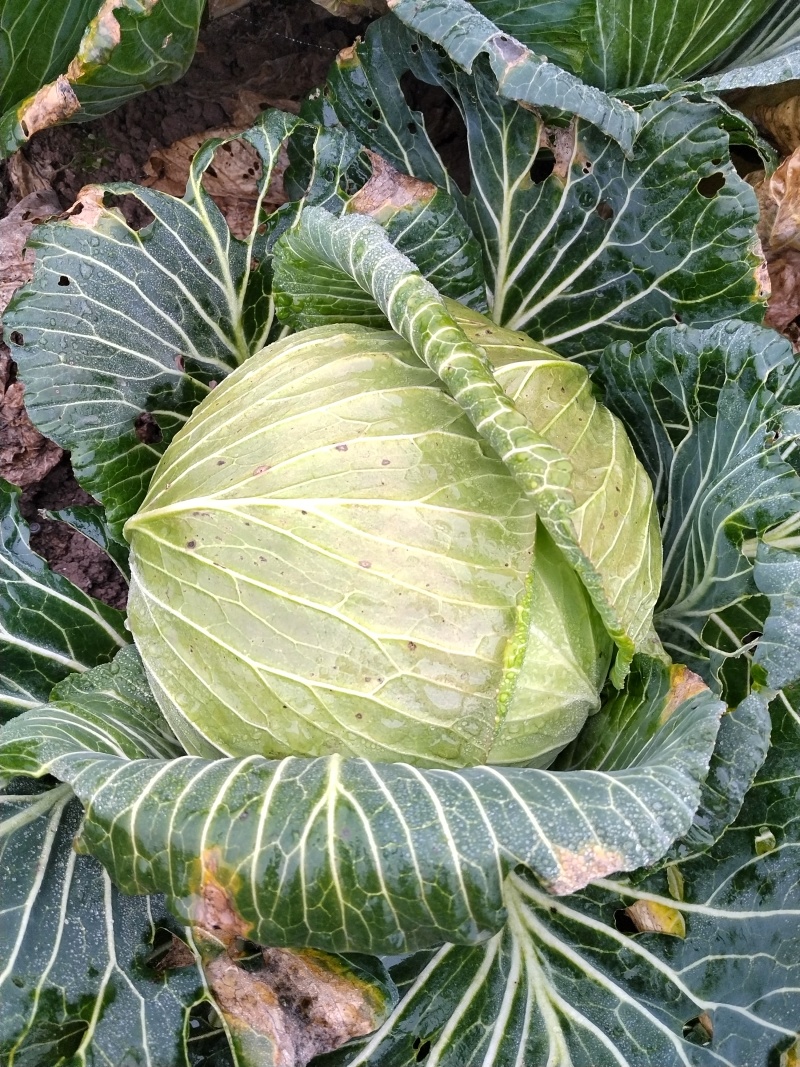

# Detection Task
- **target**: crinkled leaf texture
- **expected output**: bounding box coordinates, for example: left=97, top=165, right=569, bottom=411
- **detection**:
left=386, top=0, right=640, bottom=152
left=599, top=320, right=800, bottom=707
left=0, top=0, right=205, bottom=157
left=270, top=206, right=662, bottom=688
left=4, top=106, right=487, bottom=542
left=0, top=479, right=128, bottom=722
left=318, top=18, right=765, bottom=362
left=0, top=651, right=207, bottom=1066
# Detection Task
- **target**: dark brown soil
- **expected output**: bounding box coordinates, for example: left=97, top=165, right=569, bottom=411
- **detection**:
left=0, top=0, right=370, bottom=609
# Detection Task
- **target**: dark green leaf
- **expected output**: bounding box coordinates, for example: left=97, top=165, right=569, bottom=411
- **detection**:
left=4, top=110, right=302, bottom=535
left=599, top=320, right=800, bottom=696
left=0, top=0, right=205, bottom=158
left=0, top=653, right=722, bottom=954
left=700, top=0, right=800, bottom=91
left=386, top=0, right=640, bottom=151
left=0, top=777, right=207, bottom=1065
left=0, top=480, right=128, bottom=723
left=324, top=21, right=764, bottom=362
left=317, top=686, right=800, bottom=1067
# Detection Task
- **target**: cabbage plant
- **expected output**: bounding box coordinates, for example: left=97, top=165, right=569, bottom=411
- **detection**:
left=125, top=274, right=659, bottom=769
left=2, top=26, right=800, bottom=1067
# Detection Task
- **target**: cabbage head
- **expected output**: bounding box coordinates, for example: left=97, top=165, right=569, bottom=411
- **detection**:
left=125, top=302, right=660, bottom=769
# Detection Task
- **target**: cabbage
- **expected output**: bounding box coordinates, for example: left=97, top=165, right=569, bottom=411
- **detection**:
left=126, top=301, right=658, bottom=768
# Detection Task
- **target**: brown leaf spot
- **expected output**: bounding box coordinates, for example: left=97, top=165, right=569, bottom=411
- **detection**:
left=205, top=946, right=390, bottom=1067
left=143, top=128, right=290, bottom=240
left=193, top=852, right=253, bottom=947
left=660, top=665, right=709, bottom=724
left=548, top=843, right=627, bottom=895
left=349, top=151, right=437, bottom=222
left=18, top=77, right=80, bottom=140
left=491, top=33, right=526, bottom=65
left=154, top=933, right=197, bottom=972
left=66, top=185, right=109, bottom=229
left=623, top=900, right=686, bottom=937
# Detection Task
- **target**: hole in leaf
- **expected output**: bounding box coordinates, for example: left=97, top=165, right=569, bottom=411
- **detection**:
left=407, top=121, right=418, bottom=134
left=135, top=412, right=163, bottom=444
left=9, top=331, right=23, bottom=346
left=206, top=164, right=218, bottom=178
left=21, top=119, right=29, bottom=137
left=683, top=1013, right=713, bottom=1046
left=530, top=150, right=555, bottom=184
left=364, top=98, right=373, bottom=107
left=741, top=630, right=761, bottom=646
left=410, top=42, right=419, bottom=53
left=399, top=71, right=470, bottom=193
left=415, top=1038, right=432, bottom=1062
left=613, top=908, right=639, bottom=934
left=595, top=200, right=614, bottom=220
left=372, top=108, right=381, bottom=120
left=696, top=172, right=725, bottom=198
left=58, top=275, right=70, bottom=286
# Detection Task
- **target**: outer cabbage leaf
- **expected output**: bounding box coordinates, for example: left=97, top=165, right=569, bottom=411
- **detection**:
left=313, top=684, right=800, bottom=1067
left=599, top=320, right=800, bottom=703
left=395, top=0, right=800, bottom=95
left=0, top=0, right=205, bottom=158
left=0, top=480, right=128, bottom=722
left=386, top=0, right=640, bottom=152
left=4, top=110, right=301, bottom=537
left=699, top=0, right=800, bottom=91
left=321, top=19, right=765, bottom=362
left=0, top=652, right=722, bottom=952
left=0, top=778, right=209, bottom=1066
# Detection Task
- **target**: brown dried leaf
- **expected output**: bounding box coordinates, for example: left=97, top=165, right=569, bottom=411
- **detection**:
left=142, top=127, right=290, bottom=240
left=349, top=149, right=437, bottom=220
left=311, top=0, right=387, bottom=19
left=749, top=149, right=800, bottom=341
left=738, top=86, right=797, bottom=155
left=0, top=189, right=64, bottom=486
left=17, top=77, right=80, bottom=141
left=0, top=189, right=62, bottom=321
left=204, top=945, right=390, bottom=1067
left=7, top=152, right=51, bottom=201
left=153, top=933, right=197, bottom=972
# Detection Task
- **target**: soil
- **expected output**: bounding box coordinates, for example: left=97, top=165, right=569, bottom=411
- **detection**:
left=0, top=0, right=372, bottom=609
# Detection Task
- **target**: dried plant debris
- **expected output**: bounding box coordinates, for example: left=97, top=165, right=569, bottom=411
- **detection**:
left=749, top=148, right=800, bottom=346
left=143, top=126, right=290, bottom=239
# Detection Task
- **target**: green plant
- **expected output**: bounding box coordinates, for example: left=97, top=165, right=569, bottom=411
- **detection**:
left=1, top=8, right=800, bottom=1067
left=0, top=0, right=205, bottom=157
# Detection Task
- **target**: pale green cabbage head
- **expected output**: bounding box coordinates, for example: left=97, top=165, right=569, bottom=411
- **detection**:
left=125, top=306, right=660, bottom=769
